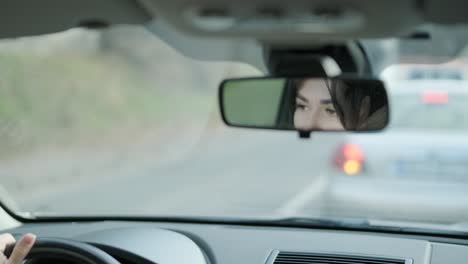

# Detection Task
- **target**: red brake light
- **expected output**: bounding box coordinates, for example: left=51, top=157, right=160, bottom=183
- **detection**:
left=422, top=91, right=449, bottom=104
left=343, top=143, right=364, bottom=162
left=333, top=143, right=364, bottom=175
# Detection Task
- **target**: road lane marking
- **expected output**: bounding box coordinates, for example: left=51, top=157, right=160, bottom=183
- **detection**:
left=276, top=174, right=328, bottom=217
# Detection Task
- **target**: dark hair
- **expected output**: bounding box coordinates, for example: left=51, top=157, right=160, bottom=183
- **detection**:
left=330, top=78, right=388, bottom=130
left=279, top=78, right=388, bottom=130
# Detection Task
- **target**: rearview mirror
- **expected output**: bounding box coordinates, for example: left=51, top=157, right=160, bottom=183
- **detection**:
left=219, top=77, right=389, bottom=132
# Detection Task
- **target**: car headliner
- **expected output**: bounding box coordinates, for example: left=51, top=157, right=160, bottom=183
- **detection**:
left=2, top=0, right=468, bottom=38
left=1, top=1, right=468, bottom=74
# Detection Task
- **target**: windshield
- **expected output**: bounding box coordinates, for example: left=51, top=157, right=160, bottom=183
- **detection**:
left=2, top=24, right=468, bottom=234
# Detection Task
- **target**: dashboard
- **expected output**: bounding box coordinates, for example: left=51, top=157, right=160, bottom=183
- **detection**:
left=5, top=220, right=468, bottom=264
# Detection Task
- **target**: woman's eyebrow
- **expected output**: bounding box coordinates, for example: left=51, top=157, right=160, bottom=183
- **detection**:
left=320, top=99, right=333, bottom=104
left=296, top=94, right=309, bottom=103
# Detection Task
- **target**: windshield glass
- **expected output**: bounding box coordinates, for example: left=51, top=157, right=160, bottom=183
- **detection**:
left=2, top=24, right=468, bottom=233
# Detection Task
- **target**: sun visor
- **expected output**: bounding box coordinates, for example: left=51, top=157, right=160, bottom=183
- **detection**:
left=0, top=0, right=151, bottom=39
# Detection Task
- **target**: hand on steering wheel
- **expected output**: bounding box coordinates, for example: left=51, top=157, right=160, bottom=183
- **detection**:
left=0, top=233, right=36, bottom=264
left=0, top=234, right=118, bottom=264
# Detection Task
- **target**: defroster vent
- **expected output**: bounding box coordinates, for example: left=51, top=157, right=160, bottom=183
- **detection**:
left=269, top=251, right=412, bottom=264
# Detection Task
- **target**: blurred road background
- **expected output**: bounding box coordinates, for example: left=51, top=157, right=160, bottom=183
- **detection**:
left=0, top=26, right=342, bottom=217
left=12, top=129, right=340, bottom=217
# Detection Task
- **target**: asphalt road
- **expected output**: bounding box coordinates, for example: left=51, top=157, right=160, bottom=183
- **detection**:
left=4, top=129, right=343, bottom=218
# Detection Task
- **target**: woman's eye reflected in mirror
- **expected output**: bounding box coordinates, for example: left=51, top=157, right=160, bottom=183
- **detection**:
left=295, top=102, right=309, bottom=111
left=325, top=107, right=337, bottom=116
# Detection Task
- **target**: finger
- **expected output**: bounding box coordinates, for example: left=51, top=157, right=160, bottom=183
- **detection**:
left=0, top=234, right=15, bottom=252
left=7, top=234, right=35, bottom=264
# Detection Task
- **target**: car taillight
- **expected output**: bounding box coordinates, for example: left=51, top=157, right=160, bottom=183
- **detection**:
left=332, top=143, right=364, bottom=175
left=422, top=90, right=449, bottom=104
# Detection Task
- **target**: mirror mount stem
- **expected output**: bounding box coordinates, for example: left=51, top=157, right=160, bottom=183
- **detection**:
left=298, top=130, right=311, bottom=139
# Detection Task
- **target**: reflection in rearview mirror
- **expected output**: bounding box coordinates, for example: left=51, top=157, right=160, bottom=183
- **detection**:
left=220, top=77, right=389, bottom=132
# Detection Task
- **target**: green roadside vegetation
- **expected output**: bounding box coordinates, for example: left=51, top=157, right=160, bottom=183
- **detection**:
left=0, top=51, right=213, bottom=156
left=223, top=79, right=285, bottom=127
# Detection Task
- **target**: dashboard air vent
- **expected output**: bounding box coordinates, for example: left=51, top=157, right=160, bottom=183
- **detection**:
left=271, top=251, right=411, bottom=264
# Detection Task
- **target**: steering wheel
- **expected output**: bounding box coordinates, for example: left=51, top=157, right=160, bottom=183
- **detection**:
left=5, top=238, right=120, bottom=264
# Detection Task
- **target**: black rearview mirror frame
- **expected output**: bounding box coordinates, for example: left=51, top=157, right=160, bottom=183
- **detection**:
left=219, top=76, right=390, bottom=134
